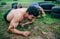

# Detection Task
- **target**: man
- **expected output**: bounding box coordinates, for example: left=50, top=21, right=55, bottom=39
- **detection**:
left=4, top=6, right=40, bottom=36
left=12, top=3, right=23, bottom=9
left=29, top=2, right=46, bottom=17
left=17, top=3, right=23, bottom=8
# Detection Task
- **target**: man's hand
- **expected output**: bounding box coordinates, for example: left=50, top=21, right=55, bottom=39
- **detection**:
left=22, top=31, right=30, bottom=36
left=42, top=14, right=46, bottom=17
left=20, top=24, right=25, bottom=28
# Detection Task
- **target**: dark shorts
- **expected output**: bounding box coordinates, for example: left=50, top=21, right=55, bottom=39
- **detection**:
left=4, top=9, right=12, bottom=23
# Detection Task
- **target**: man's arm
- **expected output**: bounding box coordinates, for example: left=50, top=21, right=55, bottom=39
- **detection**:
left=39, top=7, right=46, bottom=17
left=8, top=18, right=30, bottom=36
left=8, top=19, right=23, bottom=34
left=21, top=18, right=35, bottom=27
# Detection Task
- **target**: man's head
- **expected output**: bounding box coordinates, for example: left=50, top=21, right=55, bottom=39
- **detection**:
left=17, top=3, right=23, bottom=8
left=12, top=2, right=23, bottom=9
left=26, top=6, right=40, bottom=20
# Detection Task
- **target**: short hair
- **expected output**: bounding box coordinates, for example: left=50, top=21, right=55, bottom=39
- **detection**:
left=26, top=6, right=40, bottom=17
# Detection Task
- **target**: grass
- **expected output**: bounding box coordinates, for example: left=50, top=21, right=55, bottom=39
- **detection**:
left=0, top=0, right=60, bottom=39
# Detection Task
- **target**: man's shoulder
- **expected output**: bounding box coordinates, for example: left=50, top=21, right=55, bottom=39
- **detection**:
left=14, top=8, right=27, bottom=11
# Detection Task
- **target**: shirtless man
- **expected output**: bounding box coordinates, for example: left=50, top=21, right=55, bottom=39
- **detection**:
left=4, top=6, right=40, bottom=36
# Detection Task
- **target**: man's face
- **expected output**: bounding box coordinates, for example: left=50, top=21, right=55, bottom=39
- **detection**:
left=28, top=15, right=35, bottom=20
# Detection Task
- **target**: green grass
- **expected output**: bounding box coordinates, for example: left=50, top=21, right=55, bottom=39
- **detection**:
left=0, top=0, right=60, bottom=39
left=0, top=0, right=44, bottom=7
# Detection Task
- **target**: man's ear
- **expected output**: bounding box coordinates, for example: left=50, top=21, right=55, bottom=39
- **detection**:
left=24, top=12, right=29, bottom=18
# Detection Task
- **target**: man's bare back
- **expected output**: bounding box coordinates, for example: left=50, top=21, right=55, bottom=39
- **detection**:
left=7, top=8, right=27, bottom=22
